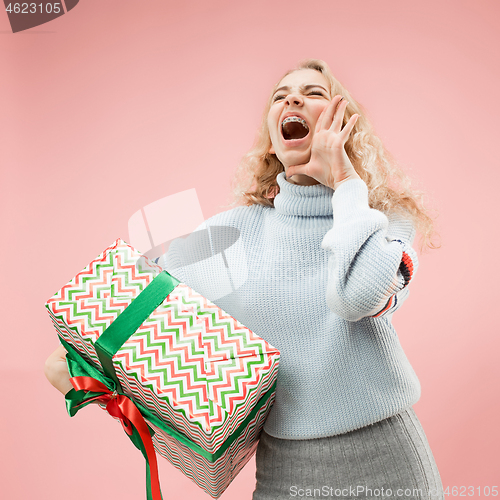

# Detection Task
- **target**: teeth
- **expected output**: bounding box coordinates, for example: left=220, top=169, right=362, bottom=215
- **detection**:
left=281, top=116, right=309, bottom=129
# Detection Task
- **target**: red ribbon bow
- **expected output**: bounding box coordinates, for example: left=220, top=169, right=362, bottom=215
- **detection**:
left=70, top=376, right=162, bottom=500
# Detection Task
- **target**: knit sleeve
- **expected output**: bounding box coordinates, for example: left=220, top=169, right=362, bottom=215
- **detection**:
left=320, top=179, right=418, bottom=321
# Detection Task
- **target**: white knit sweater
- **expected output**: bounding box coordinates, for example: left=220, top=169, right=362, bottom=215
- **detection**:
left=160, top=172, right=421, bottom=440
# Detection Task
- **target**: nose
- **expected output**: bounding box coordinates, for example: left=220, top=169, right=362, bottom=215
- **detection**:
left=285, top=93, right=303, bottom=106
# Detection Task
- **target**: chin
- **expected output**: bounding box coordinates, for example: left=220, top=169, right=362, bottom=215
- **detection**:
left=281, top=152, right=311, bottom=169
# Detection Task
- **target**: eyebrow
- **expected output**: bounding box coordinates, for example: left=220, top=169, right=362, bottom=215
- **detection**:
left=272, top=84, right=329, bottom=96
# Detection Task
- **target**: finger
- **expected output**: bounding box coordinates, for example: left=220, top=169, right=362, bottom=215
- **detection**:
left=322, top=95, right=343, bottom=131
left=338, top=114, right=359, bottom=142
left=315, top=107, right=327, bottom=133
left=286, top=163, right=307, bottom=179
left=331, top=98, right=349, bottom=134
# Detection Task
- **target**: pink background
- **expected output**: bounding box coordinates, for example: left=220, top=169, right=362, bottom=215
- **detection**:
left=1, top=0, right=499, bottom=498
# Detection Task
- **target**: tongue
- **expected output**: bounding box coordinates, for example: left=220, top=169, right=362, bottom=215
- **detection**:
left=282, top=121, right=308, bottom=140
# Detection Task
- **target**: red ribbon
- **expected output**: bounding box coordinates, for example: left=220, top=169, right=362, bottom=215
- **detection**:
left=70, top=376, right=162, bottom=500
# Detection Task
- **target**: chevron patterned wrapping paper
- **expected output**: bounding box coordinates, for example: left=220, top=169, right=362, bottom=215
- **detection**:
left=45, top=238, right=280, bottom=498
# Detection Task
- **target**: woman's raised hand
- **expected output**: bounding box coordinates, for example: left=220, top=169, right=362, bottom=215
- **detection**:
left=286, top=95, right=360, bottom=190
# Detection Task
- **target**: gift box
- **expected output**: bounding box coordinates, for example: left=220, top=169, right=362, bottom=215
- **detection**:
left=45, top=238, right=280, bottom=499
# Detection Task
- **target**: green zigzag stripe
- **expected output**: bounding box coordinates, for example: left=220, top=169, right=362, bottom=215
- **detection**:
left=114, top=363, right=211, bottom=430
left=148, top=302, right=207, bottom=331
left=119, top=332, right=209, bottom=380
left=66, top=268, right=149, bottom=301
left=52, top=301, right=118, bottom=334
left=122, top=341, right=267, bottom=400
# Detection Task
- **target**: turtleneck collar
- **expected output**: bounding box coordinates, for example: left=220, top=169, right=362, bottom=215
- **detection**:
left=273, top=172, right=334, bottom=217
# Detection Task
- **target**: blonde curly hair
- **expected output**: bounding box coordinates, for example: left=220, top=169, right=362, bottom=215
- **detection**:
left=223, top=59, right=439, bottom=251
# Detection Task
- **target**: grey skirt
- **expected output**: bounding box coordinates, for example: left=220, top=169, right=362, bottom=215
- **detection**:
left=252, top=407, right=443, bottom=500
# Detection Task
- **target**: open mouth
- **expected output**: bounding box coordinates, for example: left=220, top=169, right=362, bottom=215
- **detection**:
left=281, top=116, right=309, bottom=141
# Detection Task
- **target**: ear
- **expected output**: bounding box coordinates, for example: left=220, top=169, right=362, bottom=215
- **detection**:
left=269, top=144, right=275, bottom=154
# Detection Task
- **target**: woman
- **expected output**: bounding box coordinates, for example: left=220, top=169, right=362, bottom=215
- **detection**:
left=46, top=59, right=443, bottom=499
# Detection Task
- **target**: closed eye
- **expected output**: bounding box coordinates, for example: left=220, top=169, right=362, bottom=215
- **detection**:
left=273, top=91, right=327, bottom=102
